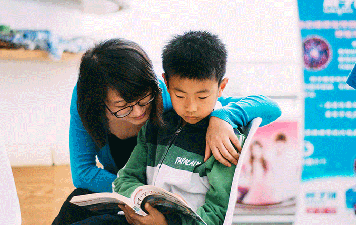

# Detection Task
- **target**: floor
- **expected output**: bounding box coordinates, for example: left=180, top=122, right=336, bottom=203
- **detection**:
left=12, top=165, right=75, bottom=225
left=11, top=165, right=294, bottom=225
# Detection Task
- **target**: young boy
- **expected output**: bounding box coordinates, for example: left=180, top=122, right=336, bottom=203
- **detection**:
left=113, top=31, right=239, bottom=225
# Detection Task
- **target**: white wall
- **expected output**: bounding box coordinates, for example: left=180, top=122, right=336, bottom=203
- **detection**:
left=0, top=0, right=303, bottom=166
left=0, top=59, right=80, bottom=166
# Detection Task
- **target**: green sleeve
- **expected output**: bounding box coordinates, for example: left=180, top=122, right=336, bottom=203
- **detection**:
left=181, top=157, right=236, bottom=225
left=112, top=123, right=148, bottom=198
left=199, top=157, right=235, bottom=225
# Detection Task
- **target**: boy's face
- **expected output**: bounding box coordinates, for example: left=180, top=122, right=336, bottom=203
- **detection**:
left=163, top=74, right=228, bottom=124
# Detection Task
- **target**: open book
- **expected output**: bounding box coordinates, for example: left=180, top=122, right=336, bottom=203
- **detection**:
left=70, top=185, right=206, bottom=224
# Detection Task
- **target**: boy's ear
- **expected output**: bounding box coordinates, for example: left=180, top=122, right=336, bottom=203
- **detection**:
left=162, top=73, right=168, bottom=87
left=218, top=78, right=229, bottom=97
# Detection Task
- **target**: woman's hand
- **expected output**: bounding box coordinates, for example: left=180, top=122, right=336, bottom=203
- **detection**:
left=118, top=203, right=168, bottom=225
left=205, top=116, right=242, bottom=167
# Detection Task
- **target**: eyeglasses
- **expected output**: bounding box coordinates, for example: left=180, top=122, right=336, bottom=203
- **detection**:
left=104, top=93, right=155, bottom=118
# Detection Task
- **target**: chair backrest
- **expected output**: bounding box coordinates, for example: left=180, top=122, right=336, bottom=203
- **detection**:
left=223, top=117, right=262, bottom=225
left=0, top=135, right=22, bottom=225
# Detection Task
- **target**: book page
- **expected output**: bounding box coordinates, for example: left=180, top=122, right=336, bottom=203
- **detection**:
left=70, top=192, right=131, bottom=206
left=131, top=185, right=206, bottom=224
left=131, top=185, right=188, bottom=208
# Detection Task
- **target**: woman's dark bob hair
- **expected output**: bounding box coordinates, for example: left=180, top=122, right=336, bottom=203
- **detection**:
left=77, top=38, right=163, bottom=148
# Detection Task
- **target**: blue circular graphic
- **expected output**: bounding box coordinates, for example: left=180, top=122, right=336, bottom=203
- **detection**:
left=303, top=36, right=332, bottom=70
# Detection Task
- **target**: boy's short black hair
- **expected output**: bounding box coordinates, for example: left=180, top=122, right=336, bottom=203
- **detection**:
left=162, top=30, right=227, bottom=85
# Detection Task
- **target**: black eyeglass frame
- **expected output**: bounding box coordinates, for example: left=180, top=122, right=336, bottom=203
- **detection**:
left=104, top=93, right=155, bottom=118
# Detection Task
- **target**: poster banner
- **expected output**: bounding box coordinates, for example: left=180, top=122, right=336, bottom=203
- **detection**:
left=296, top=1, right=356, bottom=224
left=234, top=121, right=300, bottom=217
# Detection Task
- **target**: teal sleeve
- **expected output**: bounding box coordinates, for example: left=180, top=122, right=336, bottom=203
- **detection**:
left=112, top=124, right=148, bottom=198
left=69, top=85, right=117, bottom=193
left=159, top=79, right=173, bottom=112
left=159, top=77, right=281, bottom=128
left=212, top=95, right=281, bottom=128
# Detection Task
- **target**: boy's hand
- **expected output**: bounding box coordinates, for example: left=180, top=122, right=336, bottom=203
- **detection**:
left=118, top=203, right=168, bottom=225
left=205, top=116, right=241, bottom=167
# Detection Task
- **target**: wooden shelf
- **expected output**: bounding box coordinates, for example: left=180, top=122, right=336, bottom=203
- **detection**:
left=0, top=49, right=83, bottom=62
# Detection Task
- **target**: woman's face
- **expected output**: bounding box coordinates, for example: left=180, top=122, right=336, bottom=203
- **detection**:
left=104, top=88, right=152, bottom=126
left=275, top=141, right=285, bottom=156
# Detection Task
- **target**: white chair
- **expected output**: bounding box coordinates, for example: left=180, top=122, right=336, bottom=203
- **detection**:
left=0, top=136, right=22, bottom=225
left=223, top=117, right=262, bottom=225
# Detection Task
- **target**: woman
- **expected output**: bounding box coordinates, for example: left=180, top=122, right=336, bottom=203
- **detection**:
left=52, top=38, right=281, bottom=224
left=243, top=141, right=275, bottom=205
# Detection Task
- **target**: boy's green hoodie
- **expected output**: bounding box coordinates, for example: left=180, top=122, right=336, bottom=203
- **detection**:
left=113, top=110, right=244, bottom=225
